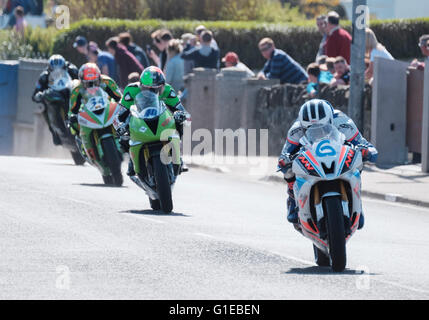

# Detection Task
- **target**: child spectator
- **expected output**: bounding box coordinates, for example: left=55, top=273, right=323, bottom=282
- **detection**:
left=306, top=63, right=333, bottom=98
left=330, top=56, right=350, bottom=87
left=165, top=39, right=185, bottom=92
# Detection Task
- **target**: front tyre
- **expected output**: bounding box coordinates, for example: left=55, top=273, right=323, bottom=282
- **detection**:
left=101, top=137, right=123, bottom=187
left=323, top=196, right=347, bottom=272
left=149, top=198, right=161, bottom=211
left=152, top=155, right=173, bottom=213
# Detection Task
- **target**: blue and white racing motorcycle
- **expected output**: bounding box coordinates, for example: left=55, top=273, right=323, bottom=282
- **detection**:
left=290, top=123, right=365, bottom=272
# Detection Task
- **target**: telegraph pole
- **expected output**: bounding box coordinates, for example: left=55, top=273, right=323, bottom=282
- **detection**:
left=348, top=0, right=367, bottom=131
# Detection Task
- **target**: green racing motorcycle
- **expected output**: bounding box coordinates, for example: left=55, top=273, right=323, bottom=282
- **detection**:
left=123, top=90, right=182, bottom=213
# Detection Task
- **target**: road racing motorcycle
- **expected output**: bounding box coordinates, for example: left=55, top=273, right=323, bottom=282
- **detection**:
left=38, top=69, right=85, bottom=165
left=77, top=87, right=124, bottom=186
left=288, top=123, right=365, bottom=272
left=121, top=90, right=181, bottom=213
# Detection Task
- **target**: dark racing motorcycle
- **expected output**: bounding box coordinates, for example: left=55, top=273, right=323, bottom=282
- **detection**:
left=37, top=70, right=85, bottom=165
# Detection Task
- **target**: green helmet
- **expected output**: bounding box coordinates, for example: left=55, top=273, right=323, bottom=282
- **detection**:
left=140, top=66, right=166, bottom=88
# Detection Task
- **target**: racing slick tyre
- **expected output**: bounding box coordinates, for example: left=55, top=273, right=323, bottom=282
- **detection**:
left=323, top=196, right=347, bottom=272
left=152, top=155, right=173, bottom=213
left=101, top=137, right=123, bottom=187
left=70, top=150, right=86, bottom=166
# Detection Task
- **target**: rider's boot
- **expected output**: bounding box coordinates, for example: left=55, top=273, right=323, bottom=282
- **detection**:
left=127, top=159, right=136, bottom=177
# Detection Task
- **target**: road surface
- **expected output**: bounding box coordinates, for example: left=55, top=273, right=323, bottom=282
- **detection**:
left=0, top=156, right=428, bottom=299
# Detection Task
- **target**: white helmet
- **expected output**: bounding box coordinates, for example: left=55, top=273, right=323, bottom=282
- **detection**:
left=298, top=99, right=334, bottom=129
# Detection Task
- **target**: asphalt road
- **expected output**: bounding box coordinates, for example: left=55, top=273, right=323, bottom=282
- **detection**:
left=0, top=156, right=428, bottom=300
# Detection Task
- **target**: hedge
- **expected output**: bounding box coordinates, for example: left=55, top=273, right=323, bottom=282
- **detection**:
left=44, top=18, right=429, bottom=70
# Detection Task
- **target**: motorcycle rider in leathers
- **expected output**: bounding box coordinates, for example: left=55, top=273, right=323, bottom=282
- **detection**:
left=277, top=99, right=378, bottom=230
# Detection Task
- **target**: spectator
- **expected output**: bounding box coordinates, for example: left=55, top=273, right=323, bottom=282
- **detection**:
left=119, top=32, right=150, bottom=69
left=316, top=15, right=328, bottom=60
left=195, top=25, right=219, bottom=50
left=325, top=57, right=336, bottom=74
left=106, top=36, right=143, bottom=89
left=149, top=29, right=173, bottom=72
left=73, top=35, right=89, bottom=58
left=257, top=38, right=308, bottom=84
left=222, top=52, right=255, bottom=78
left=365, top=28, right=394, bottom=80
left=330, top=56, right=350, bottom=87
left=306, top=63, right=333, bottom=98
left=128, top=72, right=140, bottom=84
left=181, top=30, right=219, bottom=70
left=181, top=33, right=197, bottom=74
left=325, top=11, right=352, bottom=64
left=165, top=39, right=185, bottom=92
left=13, top=5, right=26, bottom=37
left=87, top=41, right=118, bottom=83
left=410, top=34, right=429, bottom=71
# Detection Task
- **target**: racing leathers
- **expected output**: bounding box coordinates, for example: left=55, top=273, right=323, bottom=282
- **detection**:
left=68, top=75, right=122, bottom=166
left=278, top=109, right=378, bottom=227
left=31, top=62, right=79, bottom=145
left=116, top=83, right=190, bottom=176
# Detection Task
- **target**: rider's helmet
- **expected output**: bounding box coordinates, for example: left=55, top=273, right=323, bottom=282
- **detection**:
left=78, top=63, right=101, bottom=89
left=298, top=99, right=334, bottom=129
left=48, top=55, right=66, bottom=72
left=140, top=66, right=166, bottom=92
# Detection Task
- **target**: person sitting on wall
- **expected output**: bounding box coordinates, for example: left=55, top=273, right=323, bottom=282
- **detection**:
left=257, top=37, right=308, bottom=85
left=410, top=34, right=429, bottom=71
left=330, top=56, right=350, bottom=87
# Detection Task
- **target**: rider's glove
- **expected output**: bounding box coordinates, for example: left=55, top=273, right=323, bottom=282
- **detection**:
left=358, top=145, right=378, bottom=163
left=278, top=154, right=293, bottom=173
left=173, top=111, right=187, bottom=125
left=34, top=92, right=44, bottom=103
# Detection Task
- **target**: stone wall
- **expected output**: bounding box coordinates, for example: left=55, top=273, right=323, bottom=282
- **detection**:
left=253, top=83, right=373, bottom=156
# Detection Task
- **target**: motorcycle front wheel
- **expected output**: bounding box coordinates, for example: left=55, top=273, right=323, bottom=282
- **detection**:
left=152, top=155, right=173, bottom=213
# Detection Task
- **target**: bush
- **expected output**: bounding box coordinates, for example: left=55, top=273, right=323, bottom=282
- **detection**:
left=52, top=18, right=429, bottom=71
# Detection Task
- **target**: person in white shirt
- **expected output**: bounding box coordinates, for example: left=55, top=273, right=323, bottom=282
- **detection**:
left=365, top=28, right=394, bottom=81
left=221, top=52, right=255, bottom=78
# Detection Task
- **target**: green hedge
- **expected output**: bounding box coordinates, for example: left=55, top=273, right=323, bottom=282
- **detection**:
left=45, top=18, right=429, bottom=70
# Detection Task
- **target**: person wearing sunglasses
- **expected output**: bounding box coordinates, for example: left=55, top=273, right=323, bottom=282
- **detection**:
left=257, top=38, right=308, bottom=85
left=410, top=35, right=429, bottom=71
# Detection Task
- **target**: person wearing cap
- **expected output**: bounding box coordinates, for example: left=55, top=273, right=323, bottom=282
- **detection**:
left=87, top=41, right=118, bottom=84
left=222, top=52, right=255, bottom=78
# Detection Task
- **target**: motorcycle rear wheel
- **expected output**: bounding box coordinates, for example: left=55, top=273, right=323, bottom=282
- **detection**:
left=323, top=196, right=347, bottom=272
left=70, top=150, right=86, bottom=166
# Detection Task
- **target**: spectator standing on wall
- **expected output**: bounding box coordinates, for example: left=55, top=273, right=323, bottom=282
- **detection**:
left=106, top=36, right=143, bottom=89
left=181, top=33, right=197, bottom=74
left=119, top=32, right=150, bottom=69
left=316, top=15, right=328, bottom=60
left=221, top=52, right=255, bottom=78
left=257, top=38, right=308, bottom=84
left=148, top=29, right=173, bottom=72
left=325, top=11, right=352, bottom=64
left=165, top=39, right=185, bottom=92
left=410, top=34, right=429, bottom=71
left=181, top=30, right=219, bottom=70
left=87, top=41, right=119, bottom=83
left=330, top=56, right=350, bottom=86
left=365, top=28, right=394, bottom=81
